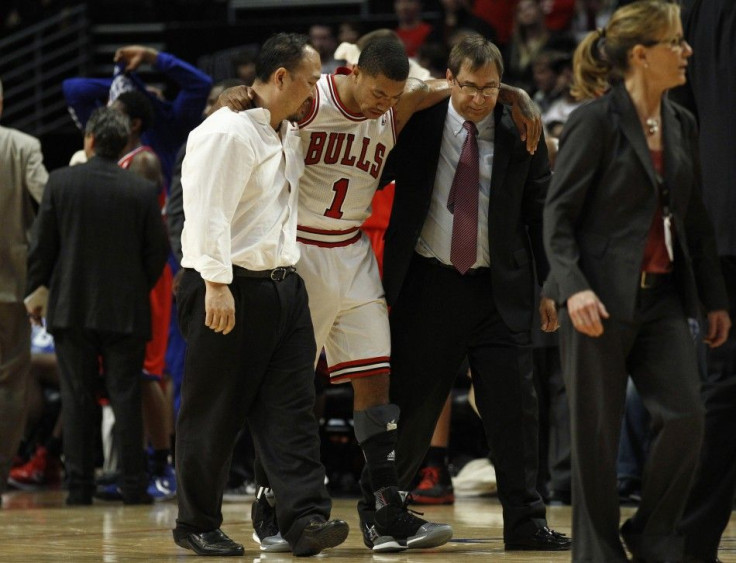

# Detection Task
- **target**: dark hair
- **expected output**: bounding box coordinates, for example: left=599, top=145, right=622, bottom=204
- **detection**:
left=357, top=36, right=410, bottom=82
left=448, top=33, right=504, bottom=78
left=85, top=107, right=130, bottom=160
left=115, top=90, right=155, bottom=133
left=255, top=32, right=311, bottom=83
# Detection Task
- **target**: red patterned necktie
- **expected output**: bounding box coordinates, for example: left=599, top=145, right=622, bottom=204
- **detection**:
left=447, top=120, right=479, bottom=274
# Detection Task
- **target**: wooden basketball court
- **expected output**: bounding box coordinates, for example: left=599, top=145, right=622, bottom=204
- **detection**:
left=1, top=491, right=735, bottom=561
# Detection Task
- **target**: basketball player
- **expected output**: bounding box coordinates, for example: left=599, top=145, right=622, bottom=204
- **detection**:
left=112, top=91, right=176, bottom=501
left=222, top=34, right=541, bottom=553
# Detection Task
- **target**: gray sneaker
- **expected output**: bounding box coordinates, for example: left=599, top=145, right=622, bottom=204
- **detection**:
left=251, top=488, right=290, bottom=552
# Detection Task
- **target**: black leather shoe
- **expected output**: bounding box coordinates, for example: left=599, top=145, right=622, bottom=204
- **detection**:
left=292, top=519, right=349, bottom=557
left=173, top=528, right=244, bottom=556
left=505, top=526, right=572, bottom=551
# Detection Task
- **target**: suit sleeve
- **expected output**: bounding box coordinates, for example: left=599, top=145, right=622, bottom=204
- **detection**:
left=543, top=105, right=606, bottom=305
left=25, top=136, right=48, bottom=204
left=26, top=176, right=60, bottom=295
left=166, top=145, right=186, bottom=264
left=678, top=109, right=729, bottom=311
left=141, top=185, right=171, bottom=290
left=521, top=128, right=552, bottom=285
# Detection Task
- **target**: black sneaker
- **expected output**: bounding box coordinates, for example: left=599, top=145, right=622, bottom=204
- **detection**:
left=251, top=488, right=290, bottom=552
left=292, top=518, right=349, bottom=557
left=359, top=487, right=453, bottom=552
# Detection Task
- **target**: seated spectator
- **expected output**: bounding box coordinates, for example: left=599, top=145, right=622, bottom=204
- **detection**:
left=471, top=0, right=518, bottom=47
left=231, top=49, right=257, bottom=85
left=394, top=0, right=433, bottom=57
left=309, top=24, right=342, bottom=74
left=427, top=0, right=498, bottom=47
left=337, top=20, right=362, bottom=45
left=531, top=49, right=570, bottom=113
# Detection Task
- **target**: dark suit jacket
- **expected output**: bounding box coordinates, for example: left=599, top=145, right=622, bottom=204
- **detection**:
left=543, top=82, right=728, bottom=321
left=674, top=0, right=736, bottom=256
left=382, top=99, right=551, bottom=334
left=27, top=156, right=170, bottom=338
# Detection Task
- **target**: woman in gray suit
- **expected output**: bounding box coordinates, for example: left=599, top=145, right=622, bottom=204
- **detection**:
left=543, top=2, right=731, bottom=562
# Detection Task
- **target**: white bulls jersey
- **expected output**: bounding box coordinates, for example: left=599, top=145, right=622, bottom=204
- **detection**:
left=296, top=71, right=396, bottom=247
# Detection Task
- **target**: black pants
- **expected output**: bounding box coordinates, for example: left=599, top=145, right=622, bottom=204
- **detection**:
left=174, top=269, right=330, bottom=546
left=681, top=255, right=736, bottom=560
left=387, top=255, right=546, bottom=539
left=560, top=282, right=704, bottom=562
left=54, top=328, right=147, bottom=499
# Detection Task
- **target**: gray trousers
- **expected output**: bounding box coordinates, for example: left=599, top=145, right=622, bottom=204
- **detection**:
left=0, top=303, right=31, bottom=495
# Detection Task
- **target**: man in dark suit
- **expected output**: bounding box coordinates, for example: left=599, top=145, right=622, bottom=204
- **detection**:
left=377, top=34, right=569, bottom=551
left=26, top=107, right=169, bottom=505
left=674, top=2, right=736, bottom=561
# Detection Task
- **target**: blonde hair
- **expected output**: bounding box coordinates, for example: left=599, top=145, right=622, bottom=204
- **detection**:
left=571, top=0, right=680, bottom=101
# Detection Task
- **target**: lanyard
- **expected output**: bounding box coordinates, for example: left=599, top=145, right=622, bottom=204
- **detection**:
left=655, top=173, right=674, bottom=261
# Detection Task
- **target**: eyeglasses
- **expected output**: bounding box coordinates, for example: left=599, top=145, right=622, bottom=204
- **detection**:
left=453, top=80, right=500, bottom=98
left=644, top=36, right=689, bottom=50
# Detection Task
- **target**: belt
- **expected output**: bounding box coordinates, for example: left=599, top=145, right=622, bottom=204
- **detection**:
left=639, top=271, right=672, bottom=289
left=233, top=265, right=297, bottom=281
left=417, top=255, right=490, bottom=276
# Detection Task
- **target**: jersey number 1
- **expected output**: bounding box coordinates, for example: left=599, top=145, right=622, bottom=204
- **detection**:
left=324, top=178, right=349, bottom=219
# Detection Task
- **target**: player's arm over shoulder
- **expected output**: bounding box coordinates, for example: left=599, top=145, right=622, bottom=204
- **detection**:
left=393, top=78, right=449, bottom=134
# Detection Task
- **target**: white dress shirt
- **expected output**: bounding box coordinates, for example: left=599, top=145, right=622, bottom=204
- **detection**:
left=415, top=101, right=494, bottom=268
left=180, top=107, right=303, bottom=284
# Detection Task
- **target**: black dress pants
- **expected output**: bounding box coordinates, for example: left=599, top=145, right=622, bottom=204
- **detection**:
left=174, top=269, right=330, bottom=546
left=559, top=282, right=704, bottom=562
left=681, top=255, right=736, bottom=561
left=388, top=255, right=547, bottom=539
left=54, top=328, right=148, bottom=500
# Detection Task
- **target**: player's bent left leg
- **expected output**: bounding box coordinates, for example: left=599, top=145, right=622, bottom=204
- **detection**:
left=353, top=402, right=453, bottom=552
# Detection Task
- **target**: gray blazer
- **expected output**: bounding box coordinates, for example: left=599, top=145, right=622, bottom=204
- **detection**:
left=0, top=125, right=48, bottom=303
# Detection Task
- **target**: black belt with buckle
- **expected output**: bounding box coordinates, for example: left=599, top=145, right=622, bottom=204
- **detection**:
left=639, top=271, right=672, bottom=289
left=233, top=265, right=297, bottom=281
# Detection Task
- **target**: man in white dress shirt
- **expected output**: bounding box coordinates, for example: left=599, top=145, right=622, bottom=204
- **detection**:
left=172, top=33, right=349, bottom=558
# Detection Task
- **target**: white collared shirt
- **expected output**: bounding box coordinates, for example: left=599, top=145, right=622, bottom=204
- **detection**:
left=415, top=101, right=494, bottom=268
left=180, top=107, right=303, bottom=283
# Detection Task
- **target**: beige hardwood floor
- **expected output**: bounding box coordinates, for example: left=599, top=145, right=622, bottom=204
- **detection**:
left=0, top=490, right=734, bottom=562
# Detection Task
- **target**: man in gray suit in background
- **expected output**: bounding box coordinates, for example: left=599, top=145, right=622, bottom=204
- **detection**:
left=0, top=78, right=49, bottom=505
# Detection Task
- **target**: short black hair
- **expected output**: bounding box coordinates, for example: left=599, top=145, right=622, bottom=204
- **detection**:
left=255, top=32, right=311, bottom=83
left=115, top=90, right=155, bottom=133
left=85, top=107, right=130, bottom=160
left=357, top=36, right=410, bottom=82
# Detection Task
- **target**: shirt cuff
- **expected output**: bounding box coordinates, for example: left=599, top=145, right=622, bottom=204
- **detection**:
left=194, top=258, right=233, bottom=284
